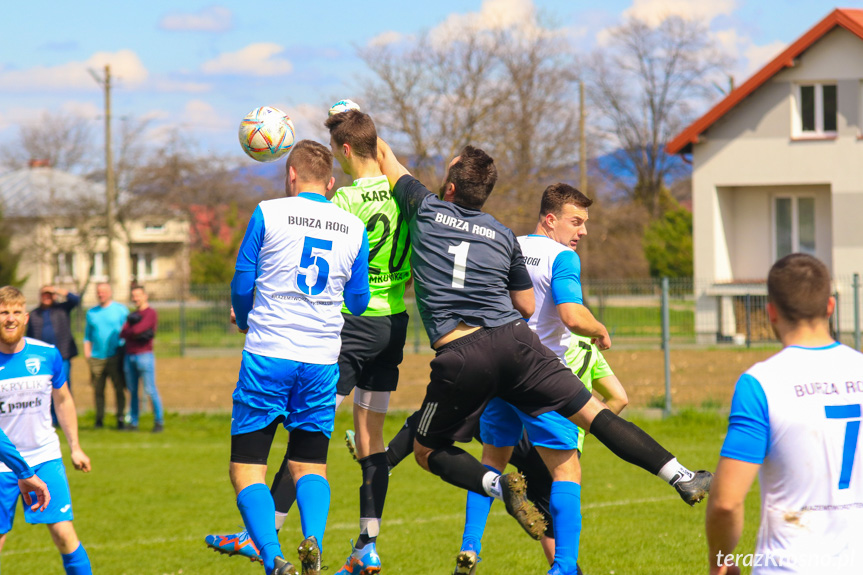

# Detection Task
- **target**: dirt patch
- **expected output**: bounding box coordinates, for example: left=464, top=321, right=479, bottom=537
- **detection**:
left=67, top=347, right=777, bottom=414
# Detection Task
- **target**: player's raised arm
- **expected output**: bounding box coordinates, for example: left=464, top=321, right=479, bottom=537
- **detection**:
left=376, top=137, right=411, bottom=189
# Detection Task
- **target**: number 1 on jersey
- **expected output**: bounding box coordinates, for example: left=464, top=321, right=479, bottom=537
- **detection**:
left=825, top=404, right=861, bottom=490
left=448, top=241, right=471, bottom=289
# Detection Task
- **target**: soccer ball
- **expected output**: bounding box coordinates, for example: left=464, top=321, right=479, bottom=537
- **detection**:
left=328, top=99, right=361, bottom=116
left=238, top=106, right=296, bottom=162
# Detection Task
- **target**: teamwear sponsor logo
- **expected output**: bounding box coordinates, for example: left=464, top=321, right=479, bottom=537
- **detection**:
left=0, top=396, right=42, bottom=414
left=25, top=358, right=40, bottom=375
left=0, top=378, right=48, bottom=393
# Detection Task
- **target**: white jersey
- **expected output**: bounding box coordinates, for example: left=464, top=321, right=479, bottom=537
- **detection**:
left=517, top=235, right=583, bottom=359
left=0, top=338, right=65, bottom=473
left=721, top=343, right=863, bottom=573
left=240, top=194, right=367, bottom=364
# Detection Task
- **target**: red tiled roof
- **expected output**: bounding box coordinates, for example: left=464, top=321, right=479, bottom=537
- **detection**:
left=667, top=8, right=863, bottom=155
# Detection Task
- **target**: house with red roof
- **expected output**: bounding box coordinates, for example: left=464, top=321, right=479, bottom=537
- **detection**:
left=667, top=8, right=863, bottom=343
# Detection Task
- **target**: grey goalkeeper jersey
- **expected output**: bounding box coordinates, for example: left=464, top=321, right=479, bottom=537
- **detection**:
left=393, top=175, right=532, bottom=345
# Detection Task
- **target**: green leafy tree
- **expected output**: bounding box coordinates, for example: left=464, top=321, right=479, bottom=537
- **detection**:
left=0, top=208, right=25, bottom=287
left=190, top=203, right=244, bottom=285
left=643, top=206, right=693, bottom=278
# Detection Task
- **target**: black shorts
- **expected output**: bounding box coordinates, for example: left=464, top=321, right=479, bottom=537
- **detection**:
left=337, top=311, right=409, bottom=395
left=414, top=319, right=593, bottom=449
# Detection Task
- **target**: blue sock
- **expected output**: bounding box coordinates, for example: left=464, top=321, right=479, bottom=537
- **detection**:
left=296, top=474, right=330, bottom=551
left=550, top=481, right=582, bottom=575
left=461, top=464, right=499, bottom=554
left=61, top=543, right=92, bottom=575
left=237, top=483, right=282, bottom=573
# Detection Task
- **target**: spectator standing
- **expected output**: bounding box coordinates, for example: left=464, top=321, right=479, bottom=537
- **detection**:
left=84, top=283, right=128, bottom=430
left=27, top=286, right=81, bottom=426
left=120, top=286, right=163, bottom=433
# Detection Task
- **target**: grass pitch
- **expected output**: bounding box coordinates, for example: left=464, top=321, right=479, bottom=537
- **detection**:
left=3, top=410, right=759, bottom=574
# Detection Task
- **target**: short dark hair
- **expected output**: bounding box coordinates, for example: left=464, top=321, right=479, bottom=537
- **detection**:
left=324, top=110, right=377, bottom=160
left=448, top=146, right=497, bottom=209
left=768, top=253, right=832, bottom=322
left=540, top=183, right=593, bottom=217
left=286, top=140, right=334, bottom=186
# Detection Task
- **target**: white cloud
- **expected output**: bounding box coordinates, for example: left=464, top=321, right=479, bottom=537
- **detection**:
left=368, top=31, right=405, bottom=48
left=431, top=0, right=538, bottom=43
left=201, top=43, right=292, bottom=76
left=623, top=0, right=737, bottom=27
left=159, top=6, right=233, bottom=32
left=743, top=40, right=786, bottom=76
left=152, top=78, right=211, bottom=93
left=0, top=50, right=148, bottom=92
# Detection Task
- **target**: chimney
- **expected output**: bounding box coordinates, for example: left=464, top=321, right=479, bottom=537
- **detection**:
left=28, top=159, right=50, bottom=168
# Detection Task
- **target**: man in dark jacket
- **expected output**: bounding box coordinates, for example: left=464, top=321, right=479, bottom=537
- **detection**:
left=27, top=285, right=81, bottom=425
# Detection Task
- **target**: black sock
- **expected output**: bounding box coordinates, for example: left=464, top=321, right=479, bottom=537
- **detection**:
left=271, top=453, right=296, bottom=517
left=386, top=412, right=419, bottom=468
left=356, top=452, right=389, bottom=549
left=589, top=409, right=674, bottom=475
left=427, top=446, right=490, bottom=495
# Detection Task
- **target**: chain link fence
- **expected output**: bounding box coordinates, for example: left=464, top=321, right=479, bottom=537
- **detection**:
left=65, top=274, right=862, bottom=357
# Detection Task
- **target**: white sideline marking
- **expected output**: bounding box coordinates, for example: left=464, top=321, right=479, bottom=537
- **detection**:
left=2, top=495, right=680, bottom=556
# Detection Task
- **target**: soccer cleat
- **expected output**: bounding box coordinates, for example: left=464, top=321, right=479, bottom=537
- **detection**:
left=345, top=429, right=359, bottom=463
left=453, top=549, right=480, bottom=575
left=674, top=470, right=713, bottom=506
left=297, top=536, right=322, bottom=575
left=273, top=555, right=299, bottom=575
left=500, top=472, right=547, bottom=540
left=334, top=540, right=381, bottom=575
left=205, top=530, right=262, bottom=563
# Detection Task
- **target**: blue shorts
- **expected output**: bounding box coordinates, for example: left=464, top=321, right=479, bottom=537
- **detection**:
left=232, top=351, right=339, bottom=437
left=0, top=458, right=73, bottom=532
left=480, top=397, right=581, bottom=451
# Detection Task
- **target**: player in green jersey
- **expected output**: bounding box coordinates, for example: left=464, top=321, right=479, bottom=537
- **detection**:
left=205, top=110, right=410, bottom=574
left=325, top=109, right=411, bottom=575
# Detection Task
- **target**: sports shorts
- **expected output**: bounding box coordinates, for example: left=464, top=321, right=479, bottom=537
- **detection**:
left=480, top=397, right=581, bottom=451
left=0, top=458, right=72, bottom=532
left=414, top=319, right=593, bottom=449
left=336, top=311, right=409, bottom=395
left=232, top=351, right=339, bottom=437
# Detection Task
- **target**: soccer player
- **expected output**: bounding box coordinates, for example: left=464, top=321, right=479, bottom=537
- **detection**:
left=376, top=139, right=709, bottom=575
left=325, top=110, right=411, bottom=575
left=455, top=183, right=703, bottom=575
left=206, top=109, right=412, bottom=575
left=0, top=286, right=92, bottom=575
left=227, top=140, right=370, bottom=575
left=706, top=253, right=863, bottom=575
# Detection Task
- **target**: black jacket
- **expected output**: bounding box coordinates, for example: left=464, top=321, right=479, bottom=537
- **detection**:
left=26, top=293, right=80, bottom=360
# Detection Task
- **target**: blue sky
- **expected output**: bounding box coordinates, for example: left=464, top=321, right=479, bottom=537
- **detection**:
left=0, top=0, right=858, bottom=163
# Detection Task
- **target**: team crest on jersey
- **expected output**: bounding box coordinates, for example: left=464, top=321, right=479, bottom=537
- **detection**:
left=25, top=357, right=40, bottom=375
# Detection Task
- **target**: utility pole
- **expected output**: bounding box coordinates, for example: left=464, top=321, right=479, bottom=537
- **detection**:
left=90, top=65, right=116, bottom=292
left=579, top=80, right=587, bottom=195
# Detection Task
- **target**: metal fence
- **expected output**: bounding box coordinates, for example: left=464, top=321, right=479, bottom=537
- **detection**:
left=66, top=274, right=863, bottom=357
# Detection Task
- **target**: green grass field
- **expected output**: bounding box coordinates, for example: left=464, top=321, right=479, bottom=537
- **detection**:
left=3, top=410, right=760, bottom=575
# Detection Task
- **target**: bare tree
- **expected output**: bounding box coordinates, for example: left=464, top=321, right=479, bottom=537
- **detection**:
left=0, top=112, right=95, bottom=173
left=585, top=16, right=731, bottom=218
left=357, top=20, right=582, bottom=233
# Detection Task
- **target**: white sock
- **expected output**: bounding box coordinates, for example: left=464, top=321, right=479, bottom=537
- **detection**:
left=275, top=511, right=288, bottom=531
left=335, top=394, right=347, bottom=409
left=658, top=458, right=695, bottom=485
left=482, top=472, right=503, bottom=500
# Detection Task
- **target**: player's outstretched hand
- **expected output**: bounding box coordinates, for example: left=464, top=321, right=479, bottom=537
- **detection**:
left=71, top=449, right=91, bottom=473
left=592, top=331, right=612, bottom=351
left=229, top=307, right=248, bottom=334
left=19, top=474, right=50, bottom=511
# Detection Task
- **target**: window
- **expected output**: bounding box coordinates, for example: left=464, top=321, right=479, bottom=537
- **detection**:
left=143, top=223, right=165, bottom=234
left=90, top=252, right=108, bottom=281
left=130, top=251, right=156, bottom=280
left=52, top=226, right=77, bottom=235
left=794, top=83, right=837, bottom=136
left=55, top=252, right=76, bottom=281
left=774, top=196, right=815, bottom=260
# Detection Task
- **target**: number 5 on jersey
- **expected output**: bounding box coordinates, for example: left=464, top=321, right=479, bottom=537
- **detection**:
left=297, top=237, right=332, bottom=295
